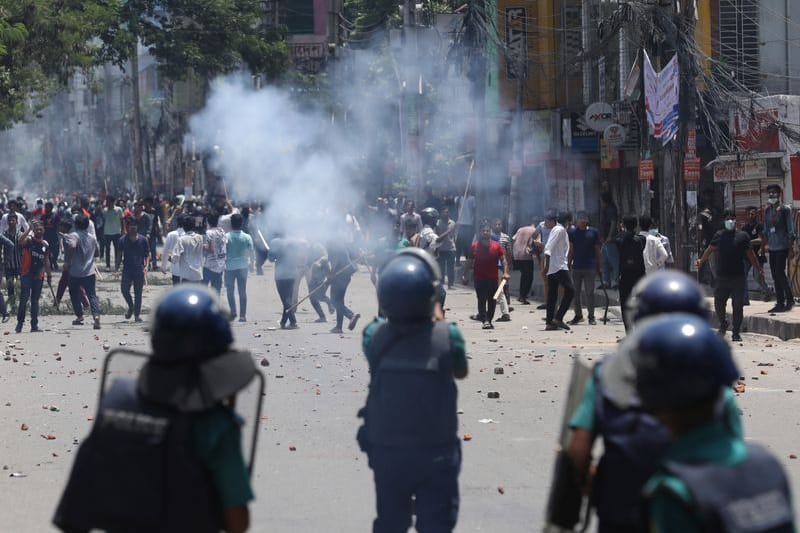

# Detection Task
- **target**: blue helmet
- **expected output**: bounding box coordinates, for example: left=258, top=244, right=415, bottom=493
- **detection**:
left=150, top=285, right=233, bottom=361
left=627, top=270, right=709, bottom=324
left=378, top=248, right=441, bottom=323
left=624, top=313, right=739, bottom=411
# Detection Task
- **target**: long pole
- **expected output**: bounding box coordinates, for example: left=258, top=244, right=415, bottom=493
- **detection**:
left=130, top=41, right=146, bottom=197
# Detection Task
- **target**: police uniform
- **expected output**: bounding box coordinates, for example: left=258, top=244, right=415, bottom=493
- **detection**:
left=644, top=421, right=794, bottom=533
left=53, top=286, right=257, bottom=533
left=626, top=313, right=796, bottom=533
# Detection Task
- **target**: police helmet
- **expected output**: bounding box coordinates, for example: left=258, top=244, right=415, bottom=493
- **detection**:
left=624, top=313, right=739, bottom=411
left=420, top=207, right=439, bottom=227
left=378, top=248, right=442, bottom=323
left=628, top=270, right=709, bottom=324
left=150, top=285, right=233, bottom=362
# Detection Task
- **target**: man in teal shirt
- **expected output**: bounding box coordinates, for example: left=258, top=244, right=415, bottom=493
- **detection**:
left=225, top=213, right=253, bottom=322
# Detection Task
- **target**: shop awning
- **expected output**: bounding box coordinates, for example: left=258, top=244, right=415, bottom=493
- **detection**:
left=704, top=151, right=785, bottom=170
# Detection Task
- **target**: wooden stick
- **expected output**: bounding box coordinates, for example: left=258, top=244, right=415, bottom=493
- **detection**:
left=456, top=160, right=475, bottom=225
left=493, top=278, right=507, bottom=301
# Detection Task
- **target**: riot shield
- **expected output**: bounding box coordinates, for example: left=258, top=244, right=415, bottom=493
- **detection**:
left=99, top=348, right=266, bottom=477
left=544, top=354, right=595, bottom=533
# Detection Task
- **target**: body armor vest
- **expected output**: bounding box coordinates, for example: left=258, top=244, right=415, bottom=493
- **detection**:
left=364, top=321, right=457, bottom=448
left=53, top=378, right=223, bottom=532
left=660, top=443, right=794, bottom=533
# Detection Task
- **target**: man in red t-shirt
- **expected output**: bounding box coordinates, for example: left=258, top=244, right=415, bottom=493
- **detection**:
left=462, top=221, right=509, bottom=329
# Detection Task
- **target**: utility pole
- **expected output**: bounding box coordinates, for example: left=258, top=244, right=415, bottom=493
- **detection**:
left=130, top=42, right=145, bottom=197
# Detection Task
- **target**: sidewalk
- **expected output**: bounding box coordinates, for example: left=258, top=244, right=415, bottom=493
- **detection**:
left=503, top=270, right=800, bottom=341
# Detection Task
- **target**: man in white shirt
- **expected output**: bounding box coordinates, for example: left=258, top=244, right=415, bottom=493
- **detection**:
left=1, top=199, right=29, bottom=234
left=170, top=216, right=204, bottom=283
left=544, top=211, right=575, bottom=331
left=161, top=215, right=186, bottom=284
left=638, top=215, right=668, bottom=275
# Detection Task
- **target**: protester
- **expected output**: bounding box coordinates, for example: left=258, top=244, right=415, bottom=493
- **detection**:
left=462, top=221, right=509, bottom=330
left=567, top=211, right=601, bottom=325
left=544, top=212, right=574, bottom=331
left=762, top=184, right=795, bottom=312
left=225, top=213, right=253, bottom=322
left=63, top=215, right=101, bottom=329
left=118, top=218, right=149, bottom=322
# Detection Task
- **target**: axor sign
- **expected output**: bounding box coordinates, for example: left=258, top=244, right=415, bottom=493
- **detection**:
left=584, top=102, right=615, bottom=132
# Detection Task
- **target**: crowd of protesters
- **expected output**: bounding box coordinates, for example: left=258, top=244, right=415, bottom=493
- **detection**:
left=0, top=180, right=793, bottom=337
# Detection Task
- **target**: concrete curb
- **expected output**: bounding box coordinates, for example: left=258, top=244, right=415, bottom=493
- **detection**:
left=502, top=270, right=800, bottom=341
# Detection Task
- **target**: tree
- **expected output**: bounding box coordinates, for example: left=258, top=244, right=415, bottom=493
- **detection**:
left=0, top=1, right=118, bottom=128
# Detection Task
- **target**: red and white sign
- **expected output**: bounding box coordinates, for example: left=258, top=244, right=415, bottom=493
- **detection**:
left=683, top=157, right=701, bottom=182
left=639, top=159, right=654, bottom=181
left=712, top=159, right=767, bottom=182
left=686, top=128, right=696, bottom=157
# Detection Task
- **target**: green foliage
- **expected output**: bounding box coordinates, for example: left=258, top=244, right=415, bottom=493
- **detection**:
left=93, top=0, right=289, bottom=82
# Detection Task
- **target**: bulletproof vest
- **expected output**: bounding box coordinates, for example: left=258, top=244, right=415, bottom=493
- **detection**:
left=53, top=378, right=223, bottom=533
left=364, top=321, right=458, bottom=448
left=660, top=443, right=794, bottom=533
left=592, top=365, right=672, bottom=528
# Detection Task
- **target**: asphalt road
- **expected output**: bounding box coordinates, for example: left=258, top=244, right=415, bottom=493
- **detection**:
left=1, top=264, right=799, bottom=532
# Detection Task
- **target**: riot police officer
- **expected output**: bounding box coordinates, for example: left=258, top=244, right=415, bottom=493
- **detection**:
left=357, top=248, right=467, bottom=533
left=549, top=271, right=742, bottom=533
left=627, top=313, right=795, bottom=533
left=54, top=286, right=256, bottom=533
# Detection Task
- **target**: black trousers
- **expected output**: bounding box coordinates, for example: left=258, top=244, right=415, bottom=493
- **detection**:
left=546, top=270, right=574, bottom=323
left=618, top=273, right=641, bottom=332
left=769, top=250, right=794, bottom=307
left=276, top=278, right=296, bottom=326
left=120, top=271, right=144, bottom=318
left=474, top=279, right=498, bottom=323
left=516, top=259, right=533, bottom=299
left=714, top=275, right=745, bottom=333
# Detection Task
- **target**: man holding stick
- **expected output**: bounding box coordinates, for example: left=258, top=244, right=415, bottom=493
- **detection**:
left=462, top=221, right=509, bottom=330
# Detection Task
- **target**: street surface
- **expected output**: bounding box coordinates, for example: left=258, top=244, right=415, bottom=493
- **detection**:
left=1, top=264, right=799, bottom=532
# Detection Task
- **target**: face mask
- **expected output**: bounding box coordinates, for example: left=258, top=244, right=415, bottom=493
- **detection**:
left=767, top=197, right=778, bottom=205
left=724, top=220, right=735, bottom=231
left=648, top=229, right=658, bottom=236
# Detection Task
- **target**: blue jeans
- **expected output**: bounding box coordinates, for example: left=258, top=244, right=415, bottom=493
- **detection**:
left=369, top=443, right=461, bottom=533
left=17, top=274, right=43, bottom=328
left=120, top=270, right=144, bottom=317
left=275, top=278, right=296, bottom=326
left=68, top=274, right=100, bottom=319
left=601, top=242, right=619, bottom=287
left=224, top=268, right=248, bottom=318
left=203, top=268, right=223, bottom=294
left=437, top=251, right=456, bottom=288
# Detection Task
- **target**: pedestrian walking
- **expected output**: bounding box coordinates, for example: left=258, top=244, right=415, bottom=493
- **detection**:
left=2, top=211, right=26, bottom=315
left=544, top=212, right=575, bottom=331
left=307, top=241, right=334, bottom=322
left=762, top=184, right=795, bottom=312
left=357, top=249, right=467, bottom=533
left=696, top=210, right=763, bottom=342
left=638, top=215, right=668, bottom=275
left=102, top=196, right=124, bottom=271
left=567, top=211, right=601, bottom=325
left=53, top=286, right=256, bottom=533
left=627, top=314, right=795, bottom=533
left=599, top=192, right=619, bottom=289
left=118, top=219, right=149, bottom=322
left=170, top=216, right=204, bottom=283
left=161, top=215, right=185, bottom=285
left=511, top=217, right=537, bottom=304
left=63, top=215, right=101, bottom=329
left=225, top=213, right=253, bottom=322
left=15, top=221, right=49, bottom=333
left=530, top=210, right=557, bottom=310
left=327, top=237, right=360, bottom=334
left=435, top=207, right=457, bottom=288
left=269, top=235, right=302, bottom=329
left=202, top=212, right=227, bottom=294
left=462, top=221, right=509, bottom=330
left=615, top=215, right=646, bottom=332
left=741, top=206, right=771, bottom=304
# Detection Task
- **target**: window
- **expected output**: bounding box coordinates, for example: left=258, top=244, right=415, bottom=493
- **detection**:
left=286, top=0, right=314, bottom=34
left=718, top=0, right=760, bottom=91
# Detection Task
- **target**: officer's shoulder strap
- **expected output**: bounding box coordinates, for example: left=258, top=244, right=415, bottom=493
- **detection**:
left=432, top=321, right=452, bottom=364
left=365, top=321, right=402, bottom=368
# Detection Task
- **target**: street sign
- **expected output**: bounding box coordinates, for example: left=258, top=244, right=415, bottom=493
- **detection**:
left=603, top=123, right=626, bottom=148
left=639, top=159, right=654, bottom=181
left=683, top=157, right=701, bottom=182
left=585, top=102, right=615, bottom=132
